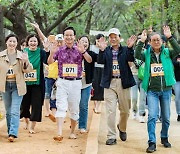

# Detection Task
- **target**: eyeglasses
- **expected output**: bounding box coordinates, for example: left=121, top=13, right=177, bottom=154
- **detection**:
left=151, top=39, right=161, bottom=43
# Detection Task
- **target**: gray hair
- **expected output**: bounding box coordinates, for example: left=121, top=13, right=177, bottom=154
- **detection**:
left=149, top=32, right=162, bottom=41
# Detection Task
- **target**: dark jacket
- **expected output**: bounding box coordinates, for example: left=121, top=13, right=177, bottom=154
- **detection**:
left=84, top=50, right=97, bottom=84
left=97, top=45, right=136, bottom=89
left=173, top=54, right=180, bottom=82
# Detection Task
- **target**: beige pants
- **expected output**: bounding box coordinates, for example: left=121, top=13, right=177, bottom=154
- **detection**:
left=104, top=79, right=131, bottom=139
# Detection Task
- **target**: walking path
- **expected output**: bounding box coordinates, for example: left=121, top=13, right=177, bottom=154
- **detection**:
left=0, top=99, right=180, bottom=154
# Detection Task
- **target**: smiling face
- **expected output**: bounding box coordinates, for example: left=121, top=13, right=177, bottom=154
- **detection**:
left=149, top=34, right=162, bottom=52
left=6, top=37, right=18, bottom=51
left=80, top=37, right=89, bottom=51
left=28, top=36, right=38, bottom=50
left=63, top=29, right=76, bottom=47
left=109, top=33, right=121, bottom=47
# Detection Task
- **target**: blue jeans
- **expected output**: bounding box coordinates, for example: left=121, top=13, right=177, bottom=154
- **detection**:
left=45, top=78, right=56, bottom=109
left=147, top=89, right=172, bottom=143
left=174, top=81, right=180, bottom=115
left=79, top=85, right=92, bottom=129
left=2, top=82, right=23, bottom=137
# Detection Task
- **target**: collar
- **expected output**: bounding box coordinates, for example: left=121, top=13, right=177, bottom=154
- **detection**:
left=0, top=49, right=22, bottom=60
left=110, top=44, right=122, bottom=51
left=65, top=44, right=76, bottom=50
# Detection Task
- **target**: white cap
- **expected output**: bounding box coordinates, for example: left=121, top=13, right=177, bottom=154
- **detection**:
left=55, top=34, right=64, bottom=41
left=108, top=28, right=121, bottom=36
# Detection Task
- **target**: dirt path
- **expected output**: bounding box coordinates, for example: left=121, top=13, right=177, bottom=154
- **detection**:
left=98, top=99, right=180, bottom=154
left=0, top=101, right=94, bottom=154
left=1, top=98, right=180, bottom=154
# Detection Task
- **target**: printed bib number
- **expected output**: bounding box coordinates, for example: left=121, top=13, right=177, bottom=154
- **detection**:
left=151, top=63, right=164, bottom=77
left=62, top=64, right=78, bottom=77
left=112, top=60, right=120, bottom=76
left=7, top=66, right=15, bottom=79
left=24, top=70, right=37, bottom=81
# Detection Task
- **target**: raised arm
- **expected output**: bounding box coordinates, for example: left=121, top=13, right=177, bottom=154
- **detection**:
left=135, top=30, right=147, bottom=61
left=77, top=40, right=92, bottom=63
left=163, top=26, right=180, bottom=58
left=30, top=23, right=47, bottom=42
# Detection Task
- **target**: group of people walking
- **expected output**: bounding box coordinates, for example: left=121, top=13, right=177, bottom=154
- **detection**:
left=0, top=24, right=179, bottom=154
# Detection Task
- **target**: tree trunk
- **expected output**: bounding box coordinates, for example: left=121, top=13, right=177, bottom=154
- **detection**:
left=0, top=5, right=5, bottom=51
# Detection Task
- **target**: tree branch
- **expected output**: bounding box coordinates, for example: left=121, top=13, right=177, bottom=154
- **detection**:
left=8, top=0, right=26, bottom=8
left=45, top=0, right=87, bottom=35
left=4, top=24, right=14, bottom=31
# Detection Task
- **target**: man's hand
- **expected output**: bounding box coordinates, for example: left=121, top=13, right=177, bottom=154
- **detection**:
left=96, top=37, right=107, bottom=51
left=127, top=35, right=137, bottom=48
left=163, top=25, right=172, bottom=39
left=140, top=30, right=147, bottom=43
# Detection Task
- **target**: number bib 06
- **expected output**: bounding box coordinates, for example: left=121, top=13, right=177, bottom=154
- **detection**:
left=151, top=63, right=164, bottom=77
left=62, top=64, right=78, bottom=77
left=112, top=61, right=120, bottom=76
left=24, top=70, right=37, bottom=81
left=7, top=66, right=15, bottom=79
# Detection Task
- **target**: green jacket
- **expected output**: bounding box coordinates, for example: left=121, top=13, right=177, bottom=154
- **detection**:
left=135, top=37, right=180, bottom=92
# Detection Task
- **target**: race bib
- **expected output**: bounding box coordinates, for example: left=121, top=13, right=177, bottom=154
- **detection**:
left=24, top=70, right=37, bottom=81
left=62, top=64, right=78, bottom=77
left=151, top=63, right=164, bottom=77
left=7, top=66, right=15, bottom=79
left=112, top=60, right=120, bottom=76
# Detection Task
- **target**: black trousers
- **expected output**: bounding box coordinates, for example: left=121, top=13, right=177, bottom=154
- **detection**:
left=20, top=85, right=42, bottom=122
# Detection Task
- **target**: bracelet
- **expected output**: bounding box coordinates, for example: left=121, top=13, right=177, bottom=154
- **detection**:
left=82, top=51, right=86, bottom=55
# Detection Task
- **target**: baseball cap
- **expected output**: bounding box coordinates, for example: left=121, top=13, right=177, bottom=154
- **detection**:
left=55, top=34, right=64, bottom=41
left=108, top=28, right=121, bottom=36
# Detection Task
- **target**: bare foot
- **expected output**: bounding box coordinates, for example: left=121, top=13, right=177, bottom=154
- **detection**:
left=53, top=135, right=63, bottom=142
left=69, top=133, right=77, bottom=139
left=29, top=130, right=36, bottom=134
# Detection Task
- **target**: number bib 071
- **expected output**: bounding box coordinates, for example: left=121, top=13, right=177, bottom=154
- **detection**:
left=62, top=64, right=78, bottom=77
left=24, top=70, right=37, bottom=81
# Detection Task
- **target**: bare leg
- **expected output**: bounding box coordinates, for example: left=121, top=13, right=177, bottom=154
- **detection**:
left=53, top=117, right=64, bottom=141
left=93, top=101, right=101, bottom=114
left=24, top=118, right=29, bottom=130
left=44, top=99, right=50, bottom=117
left=69, top=119, right=77, bottom=139
left=29, top=121, right=36, bottom=134
left=51, top=108, right=56, bottom=116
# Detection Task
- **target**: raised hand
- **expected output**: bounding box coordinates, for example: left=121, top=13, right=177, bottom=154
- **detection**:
left=96, top=37, right=107, bottom=51
left=77, top=40, right=85, bottom=53
left=49, top=42, right=58, bottom=54
left=30, top=22, right=39, bottom=29
left=43, top=40, right=51, bottom=52
left=163, top=25, right=172, bottom=39
left=21, top=52, right=29, bottom=64
left=127, top=35, right=137, bottom=48
left=140, top=30, right=147, bottom=43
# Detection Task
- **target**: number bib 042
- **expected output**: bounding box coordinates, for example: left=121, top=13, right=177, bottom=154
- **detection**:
left=7, top=66, right=15, bottom=79
left=151, top=63, right=164, bottom=77
left=24, top=70, right=37, bottom=81
left=112, top=60, right=120, bottom=76
left=62, top=64, right=78, bottom=77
